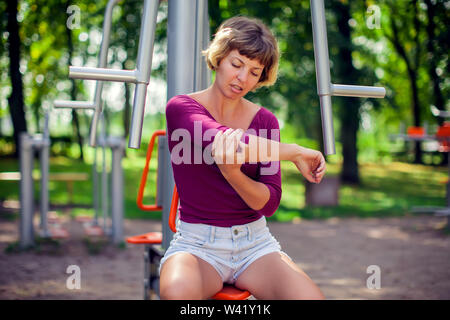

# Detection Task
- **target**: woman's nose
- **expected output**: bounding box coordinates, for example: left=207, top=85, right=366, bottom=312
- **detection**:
left=237, top=69, right=248, bottom=83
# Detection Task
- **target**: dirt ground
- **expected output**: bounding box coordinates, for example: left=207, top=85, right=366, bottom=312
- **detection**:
left=0, top=212, right=449, bottom=300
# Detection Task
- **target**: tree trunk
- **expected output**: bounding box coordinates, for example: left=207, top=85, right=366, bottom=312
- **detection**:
left=424, top=0, right=445, bottom=126
left=6, top=0, right=27, bottom=157
left=332, top=0, right=360, bottom=184
left=387, top=0, right=423, bottom=164
left=65, top=1, right=84, bottom=160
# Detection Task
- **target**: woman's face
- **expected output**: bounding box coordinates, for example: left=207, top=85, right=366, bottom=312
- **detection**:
left=215, top=49, right=264, bottom=99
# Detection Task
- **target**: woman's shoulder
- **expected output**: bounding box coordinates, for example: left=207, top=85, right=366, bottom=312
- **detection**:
left=166, top=94, right=205, bottom=114
left=244, top=99, right=279, bottom=129
left=167, top=94, right=193, bottom=106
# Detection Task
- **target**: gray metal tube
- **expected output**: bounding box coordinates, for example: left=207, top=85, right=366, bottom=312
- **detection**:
left=194, top=0, right=210, bottom=91
left=92, top=143, right=99, bottom=226
left=39, top=113, right=50, bottom=237
left=53, top=101, right=95, bottom=109
left=100, top=117, right=109, bottom=235
left=331, top=84, right=386, bottom=98
left=319, top=95, right=336, bottom=155
left=55, top=0, right=120, bottom=146
left=310, top=0, right=335, bottom=155
left=128, top=83, right=149, bottom=149
left=310, top=0, right=386, bottom=155
left=19, top=133, right=34, bottom=248
left=69, top=66, right=138, bottom=83
left=109, top=137, right=125, bottom=244
left=311, top=0, right=332, bottom=96
left=128, top=0, right=160, bottom=149
left=163, top=0, right=198, bottom=248
left=89, top=0, right=120, bottom=147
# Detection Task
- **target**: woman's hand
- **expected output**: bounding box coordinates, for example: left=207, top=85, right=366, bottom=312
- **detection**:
left=292, top=146, right=326, bottom=184
left=211, top=128, right=246, bottom=176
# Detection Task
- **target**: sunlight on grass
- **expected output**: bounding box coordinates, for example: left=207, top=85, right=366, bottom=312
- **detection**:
left=1, top=155, right=448, bottom=222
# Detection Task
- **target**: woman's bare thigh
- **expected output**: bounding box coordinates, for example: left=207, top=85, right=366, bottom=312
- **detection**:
left=159, top=252, right=223, bottom=300
left=235, top=252, right=324, bottom=300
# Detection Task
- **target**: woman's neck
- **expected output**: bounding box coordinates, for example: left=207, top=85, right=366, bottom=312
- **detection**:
left=203, top=84, right=243, bottom=121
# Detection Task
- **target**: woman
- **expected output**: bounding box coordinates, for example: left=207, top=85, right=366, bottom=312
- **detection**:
left=160, top=16, right=326, bottom=300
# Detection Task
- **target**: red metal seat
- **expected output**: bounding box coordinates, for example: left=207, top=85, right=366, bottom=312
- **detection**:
left=126, top=232, right=162, bottom=245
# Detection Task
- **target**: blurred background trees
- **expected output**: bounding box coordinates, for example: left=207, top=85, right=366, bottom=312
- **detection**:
left=0, top=0, right=448, bottom=185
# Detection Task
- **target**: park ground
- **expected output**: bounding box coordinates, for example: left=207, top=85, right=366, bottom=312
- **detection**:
left=0, top=212, right=449, bottom=300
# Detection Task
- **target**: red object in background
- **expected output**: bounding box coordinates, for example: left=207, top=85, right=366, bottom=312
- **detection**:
left=436, top=122, right=450, bottom=152
left=407, top=126, right=425, bottom=136
left=137, top=130, right=166, bottom=211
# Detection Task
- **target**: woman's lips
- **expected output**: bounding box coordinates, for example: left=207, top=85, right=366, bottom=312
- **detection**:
left=230, top=84, right=243, bottom=93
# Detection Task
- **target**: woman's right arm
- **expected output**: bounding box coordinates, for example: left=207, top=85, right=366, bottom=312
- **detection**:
left=214, top=130, right=327, bottom=184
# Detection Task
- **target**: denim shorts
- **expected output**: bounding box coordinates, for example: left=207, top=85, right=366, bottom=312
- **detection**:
left=159, top=216, right=289, bottom=284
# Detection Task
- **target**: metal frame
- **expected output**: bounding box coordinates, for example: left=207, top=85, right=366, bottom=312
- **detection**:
left=55, top=0, right=159, bottom=149
left=19, top=113, right=50, bottom=248
left=310, top=0, right=386, bottom=155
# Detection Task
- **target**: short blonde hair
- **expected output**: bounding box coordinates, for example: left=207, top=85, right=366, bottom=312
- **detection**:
left=203, top=16, right=279, bottom=89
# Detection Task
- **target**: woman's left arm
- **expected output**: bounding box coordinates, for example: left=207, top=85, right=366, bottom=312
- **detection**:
left=220, top=169, right=271, bottom=212
left=213, top=119, right=282, bottom=217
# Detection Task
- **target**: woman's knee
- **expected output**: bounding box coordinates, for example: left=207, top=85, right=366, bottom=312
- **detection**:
left=160, top=277, right=203, bottom=300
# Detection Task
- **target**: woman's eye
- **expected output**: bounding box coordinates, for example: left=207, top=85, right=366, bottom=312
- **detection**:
left=232, top=63, right=240, bottom=68
left=251, top=72, right=259, bottom=77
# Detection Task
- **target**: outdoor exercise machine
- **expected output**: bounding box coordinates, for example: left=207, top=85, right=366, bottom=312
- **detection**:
left=53, top=0, right=387, bottom=297
left=18, top=112, right=76, bottom=248
left=390, top=107, right=450, bottom=219
left=127, top=130, right=251, bottom=299
left=53, top=0, right=126, bottom=244
left=85, top=117, right=126, bottom=244
left=19, top=113, right=52, bottom=248
left=310, top=0, right=386, bottom=155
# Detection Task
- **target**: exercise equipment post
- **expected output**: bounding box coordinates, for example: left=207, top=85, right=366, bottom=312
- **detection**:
left=310, top=0, right=386, bottom=155
left=60, top=0, right=159, bottom=149
left=19, top=113, right=53, bottom=248
left=54, top=0, right=121, bottom=146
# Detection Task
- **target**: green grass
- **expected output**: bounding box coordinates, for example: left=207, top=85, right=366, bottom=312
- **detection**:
left=0, top=153, right=447, bottom=222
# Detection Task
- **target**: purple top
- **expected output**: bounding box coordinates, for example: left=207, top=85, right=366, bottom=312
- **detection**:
left=165, top=94, right=282, bottom=227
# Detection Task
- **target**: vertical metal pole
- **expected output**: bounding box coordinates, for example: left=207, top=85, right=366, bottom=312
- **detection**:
left=93, top=142, right=100, bottom=226
left=109, top=137, right=124, bottom=244
left=100, top=115, right=109, bottom=234
left=310, top=0, right=336, bottom=155
left=128, top=0, right=160, bottom=149
left=163, top=0, right=198, bottom=249
left=194, top=0, right=211, bottom=91
left=20, top=133, right=34, bottom=248
left=88, top=0, right=121, bottom=146
left=39, top=113, right=50, bottom=237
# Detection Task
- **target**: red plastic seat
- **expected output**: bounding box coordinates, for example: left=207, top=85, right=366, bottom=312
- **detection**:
left=212, top=284, right=252, bottom=300
left=126, top=232, right=162, bottom=245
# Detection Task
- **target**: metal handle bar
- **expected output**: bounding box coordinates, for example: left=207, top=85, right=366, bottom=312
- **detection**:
left=310, top=0, right=386, bottom=155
